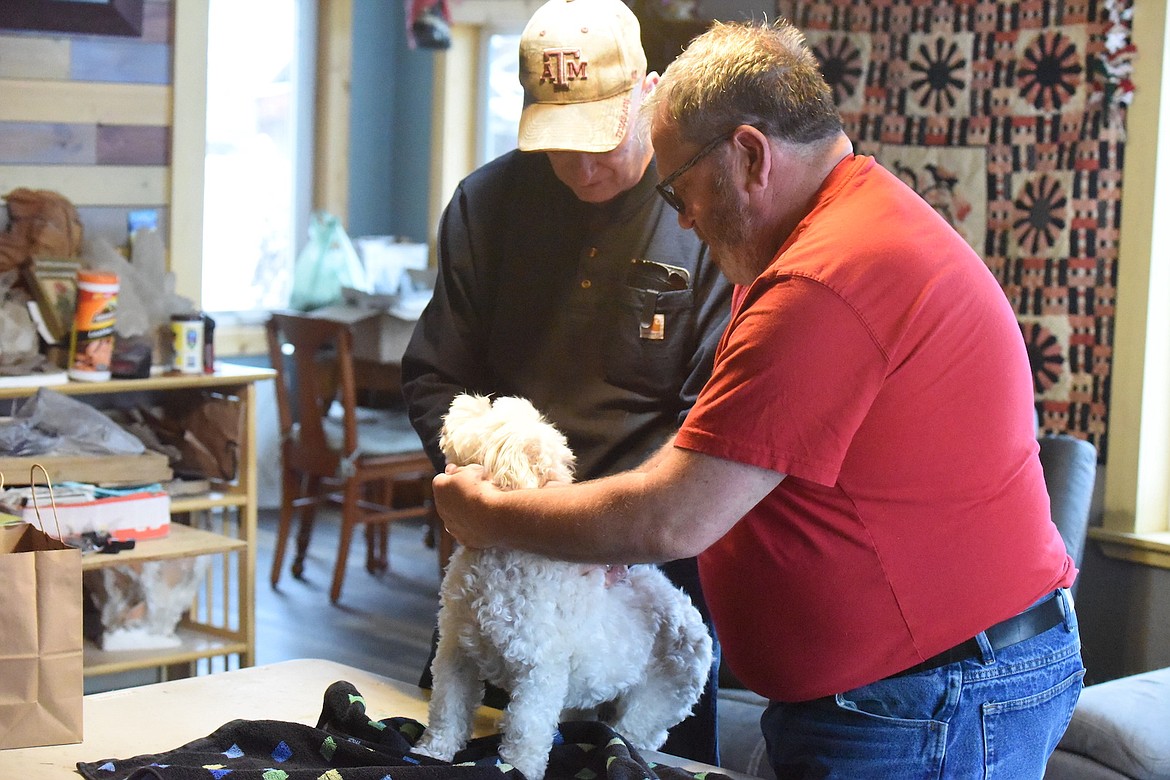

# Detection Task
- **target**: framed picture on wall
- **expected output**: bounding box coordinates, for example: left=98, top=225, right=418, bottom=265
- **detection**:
left=0, top=0, right=144, bottom=37
left=24, top=259, right=81, bottom=344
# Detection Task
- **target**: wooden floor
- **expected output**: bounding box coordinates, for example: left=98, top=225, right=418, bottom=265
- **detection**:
left=254, top=507, right=443, bottom=687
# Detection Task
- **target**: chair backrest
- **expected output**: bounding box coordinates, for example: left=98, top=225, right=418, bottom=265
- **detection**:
left=266, top=312, right=360, bottom=478
left=1038, top=434, right=1097, bottom=588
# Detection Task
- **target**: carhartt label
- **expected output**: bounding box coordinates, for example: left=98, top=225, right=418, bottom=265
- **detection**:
left=640, top=313, right=665, bottom=340
left=541, top=48, right=587, bottom=88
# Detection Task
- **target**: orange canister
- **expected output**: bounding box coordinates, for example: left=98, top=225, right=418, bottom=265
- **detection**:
left=68, top=270, right=119, bottom=382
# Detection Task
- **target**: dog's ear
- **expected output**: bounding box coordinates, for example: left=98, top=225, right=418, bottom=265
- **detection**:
left=445, top=393, right=492, bottom=424
left=490, top=396, right=545, bottom=424
left=439, top=393, right=495, bottom=466
left=526, top=432, right=576, bottom=486
left=545, top=445, right=576, bottom=484
left=479, top=399, right=576, bottom=490
left=483, top=442, right=574, bottom=489
left=480, top=429, right=544, bottom=490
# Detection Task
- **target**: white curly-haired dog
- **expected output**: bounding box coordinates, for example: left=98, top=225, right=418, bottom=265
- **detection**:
left=413, top=393, right=713, bottom=780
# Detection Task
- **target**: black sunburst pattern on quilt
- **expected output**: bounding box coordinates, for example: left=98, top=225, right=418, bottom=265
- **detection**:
left=1018, top=31, right=1084, bottom=112
left=812, top=35, right=864, bottom=106
left=908, top=37, right=968, bottom=114
left=1013, top=174, right=1069, bottom=255
left=1021, top=322, right=1066, bottom=395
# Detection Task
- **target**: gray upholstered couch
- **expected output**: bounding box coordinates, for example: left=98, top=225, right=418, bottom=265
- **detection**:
left=716, top=686, right=774, bottom=779
left=1044, top=665, right=1170, bottom=780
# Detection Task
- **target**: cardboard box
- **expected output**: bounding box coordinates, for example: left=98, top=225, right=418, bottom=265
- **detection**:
left=352, top=237, right=428, bottom=295
left=9, top=487, right=170, bottom=542
left=309, top=303, right=421, bottom=365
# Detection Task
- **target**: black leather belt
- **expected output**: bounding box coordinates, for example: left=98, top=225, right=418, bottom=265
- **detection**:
left=892, top=592, right=1065, bottom=678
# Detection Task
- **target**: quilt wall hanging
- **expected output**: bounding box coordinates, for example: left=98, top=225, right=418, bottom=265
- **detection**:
left=776, top=0, right=1136, bottom=461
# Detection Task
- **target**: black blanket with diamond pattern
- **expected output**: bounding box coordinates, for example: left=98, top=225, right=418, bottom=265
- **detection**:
left=76, top=680, right=724, bottom=780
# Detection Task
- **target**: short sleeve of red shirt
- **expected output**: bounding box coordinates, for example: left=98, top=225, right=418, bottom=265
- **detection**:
left=676, top=275, right=885, bottom=486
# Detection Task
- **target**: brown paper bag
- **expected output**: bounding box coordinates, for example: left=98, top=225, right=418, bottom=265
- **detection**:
left=139, top=392, right=244, bottom=481
left=0, top=514, right=83, bottom=748
left=177, top=392, right=243, bottom=482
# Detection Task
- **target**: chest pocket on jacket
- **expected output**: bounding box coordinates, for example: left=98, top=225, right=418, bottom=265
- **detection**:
left=604, top=285, right=696, bottom=398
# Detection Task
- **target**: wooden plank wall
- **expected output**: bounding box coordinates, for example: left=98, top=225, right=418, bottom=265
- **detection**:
left=0, top=0, right=174, bottom=253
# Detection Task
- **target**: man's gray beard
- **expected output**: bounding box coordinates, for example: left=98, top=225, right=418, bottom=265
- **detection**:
left=706, top=167, right=757, bottom=281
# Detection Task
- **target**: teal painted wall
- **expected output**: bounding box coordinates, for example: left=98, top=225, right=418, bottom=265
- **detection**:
left=348, top=0, right=436, bottom=245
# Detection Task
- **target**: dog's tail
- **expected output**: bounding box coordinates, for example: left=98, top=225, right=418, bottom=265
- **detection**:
left=655, top=596, right=714, bottom=702
left=609, top=591, right=714, bottom=751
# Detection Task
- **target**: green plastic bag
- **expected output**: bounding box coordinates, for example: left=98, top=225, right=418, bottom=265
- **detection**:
left=289, top=212, right=369, bottom=311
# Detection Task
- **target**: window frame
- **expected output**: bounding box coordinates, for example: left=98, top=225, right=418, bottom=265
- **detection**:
left=172, top=0, right=320, bottom=355
left=475, top=28, right=523, bottom=167
left=1090, top=1, right=1170, bottom=566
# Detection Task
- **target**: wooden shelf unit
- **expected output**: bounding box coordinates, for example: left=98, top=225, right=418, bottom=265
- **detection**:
left=81, top=523, right=246, bottom=570
left=1, top=364, right=274, bottom=683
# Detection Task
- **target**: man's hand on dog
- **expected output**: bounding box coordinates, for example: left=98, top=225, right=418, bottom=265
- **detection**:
left=434, top=463, right=574, bottom=551
left=434, top=463, right=496, bottom=548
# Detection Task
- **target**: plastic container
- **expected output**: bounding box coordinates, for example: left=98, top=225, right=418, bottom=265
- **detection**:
left=68, top=270, right=119, bottom=382
left=202, top=313, right=216, bottom=374
left=171, top=313, right=204, bottom=374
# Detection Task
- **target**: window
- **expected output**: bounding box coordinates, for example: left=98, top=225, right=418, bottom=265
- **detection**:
left=479, top=32, right=523, bottom=165
left=427, top=19, right=527, bottom=236
left=201, top=0, right=315, bottom=315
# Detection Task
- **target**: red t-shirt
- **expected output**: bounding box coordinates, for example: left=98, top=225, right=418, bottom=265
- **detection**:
left=677, top=155, right=1076, bottom=702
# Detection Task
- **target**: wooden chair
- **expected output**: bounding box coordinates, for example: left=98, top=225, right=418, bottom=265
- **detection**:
left=266, top=311, right=447, bottom=603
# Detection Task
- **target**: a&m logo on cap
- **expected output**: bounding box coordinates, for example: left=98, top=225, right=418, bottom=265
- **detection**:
left=541, top=47, right=588, bottom=90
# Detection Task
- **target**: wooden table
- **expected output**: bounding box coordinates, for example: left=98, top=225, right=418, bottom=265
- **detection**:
left=0, top=658, right=746, bottom=778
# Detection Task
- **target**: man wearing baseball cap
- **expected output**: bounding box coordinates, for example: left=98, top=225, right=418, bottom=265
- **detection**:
left=517, top=0, right=648, bottom=154
left=402, top=0, right=730, bottom=765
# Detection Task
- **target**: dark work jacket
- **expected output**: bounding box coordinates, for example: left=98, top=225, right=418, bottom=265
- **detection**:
left=401, top=150, right=732, bottom=480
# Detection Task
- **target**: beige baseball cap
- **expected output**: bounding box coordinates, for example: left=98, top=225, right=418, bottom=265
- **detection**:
left=517, top=0, right=647, bottom=153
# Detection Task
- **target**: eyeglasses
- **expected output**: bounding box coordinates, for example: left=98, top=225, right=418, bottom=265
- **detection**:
left=655, top=131, right=733, bottom=213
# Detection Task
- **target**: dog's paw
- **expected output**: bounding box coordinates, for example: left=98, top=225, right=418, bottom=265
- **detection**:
left=412, top=731, right=458, bottom=762
left=623, top=728, right=669, bottom=752
left=499, top=745, right=549, bottom=780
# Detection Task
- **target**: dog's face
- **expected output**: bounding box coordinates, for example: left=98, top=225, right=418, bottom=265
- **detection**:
left=439, top=394, right=575, bottom=490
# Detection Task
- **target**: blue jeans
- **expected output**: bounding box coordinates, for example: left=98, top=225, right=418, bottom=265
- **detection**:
left=760, top=589, right=1084, bottom=779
